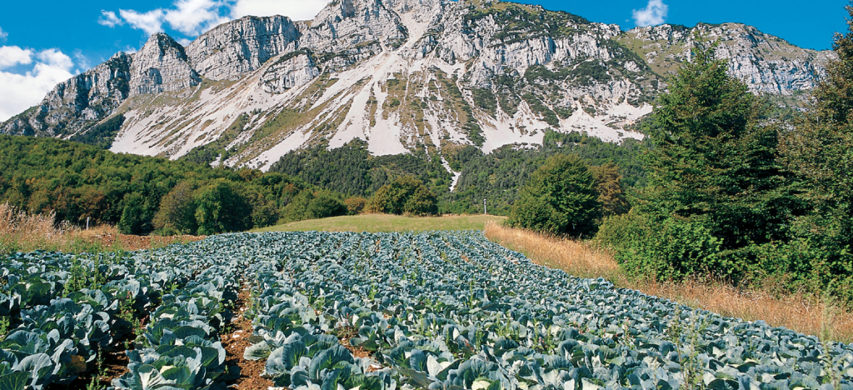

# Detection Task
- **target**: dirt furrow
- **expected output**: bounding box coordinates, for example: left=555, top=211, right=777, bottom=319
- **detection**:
left=222, top=287, right=274, bottom=390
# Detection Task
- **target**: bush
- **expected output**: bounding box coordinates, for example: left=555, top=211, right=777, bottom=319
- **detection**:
left=194, top=180, right=252, bottom=235
left=596, top=212, right=722, bottom=281
left=307, top=192, right=347, bottom=219
left=344, top=197, right=367, bottom=215
left=281, top=190, right=347, bottom=221
left=508, top=155, right=601, bottom=237
left=368, top=176, right=438, bottom=216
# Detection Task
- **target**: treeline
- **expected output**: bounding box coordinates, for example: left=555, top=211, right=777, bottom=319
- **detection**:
left=444, top=133, right=646, bottom=214
left=510, top=25, right=853, bottom=306
left=267, top=132, right=647, bottom=215
left=0, top=136, right=351, bottom=235
left=268, top=139, right=453, bottom=198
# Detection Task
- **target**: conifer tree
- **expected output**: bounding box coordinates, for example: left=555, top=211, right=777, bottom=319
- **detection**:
left=780, top=6, right=853, bottom=298
left=643, top=42, right=794, bottom=252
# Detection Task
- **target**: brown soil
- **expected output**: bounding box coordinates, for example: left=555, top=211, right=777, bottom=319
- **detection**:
left=222, top=288, right=274, bottom=390
left=337, top=331, right=383, bottom=372
left=101, top=348, right=131, bottom=384
left=339, top=337, right=371, bottom=359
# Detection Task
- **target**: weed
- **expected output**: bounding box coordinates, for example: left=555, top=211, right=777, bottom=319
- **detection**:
left=666, top=309, right=709, bottom=390
left=84, top=350, right=108, bottom=390
left=0, top=315, right=9, bottom=341
left=63, top=255, right=107, bottom=296
left=819, top=292, right=843, bottom=387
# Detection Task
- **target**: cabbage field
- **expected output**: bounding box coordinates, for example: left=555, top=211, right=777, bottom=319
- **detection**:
left=1, top=231, right=852, bottom=389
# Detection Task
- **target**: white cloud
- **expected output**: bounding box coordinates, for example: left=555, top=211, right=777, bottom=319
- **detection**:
left=107, top=0, right=329, bottom=38
left=98, top=10, right=124, bottom=27
left=0, top=46, right=33, bottom=69
left=231, top=0, right=329, bottom=21
left=120, top=9, right=166, bottom=35
left=633, top=0, right=668, bottom=27
left=0, top=26, right=7, bottom=41
left=0, top=48, right=75, bottom=121
left=37, top=49, right=73, bottom=70
left=165, top=0, right=229, bottom=36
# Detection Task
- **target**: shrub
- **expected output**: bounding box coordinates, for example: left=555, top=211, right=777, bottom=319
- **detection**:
left=281, top=190, right=347, bottom=221
left=508, top=155, right=601, bottom=237
left=596, top=213, right=722, bottom=281
left=369, top=176, right=438, bottom=216
left=307, top=191, right=347, bottom=219
left=344, top=197, right=367, bottom=215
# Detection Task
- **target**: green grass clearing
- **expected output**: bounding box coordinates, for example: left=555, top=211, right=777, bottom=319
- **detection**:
left=254, top=214, right=507, bottom=233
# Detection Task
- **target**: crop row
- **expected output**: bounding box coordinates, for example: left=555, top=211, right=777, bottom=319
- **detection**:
left=111, top=238, right=248, bottom=389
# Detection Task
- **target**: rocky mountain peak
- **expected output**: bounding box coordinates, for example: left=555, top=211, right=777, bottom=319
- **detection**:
left=187, top=15, right=301, bottom=81
left=383, top=0, right=446, bottom=15
left=129, top=33, right=200, bottom=96
left=621, top=22, right=834, bottom=94
left=304, top=0, right=408, bottom=52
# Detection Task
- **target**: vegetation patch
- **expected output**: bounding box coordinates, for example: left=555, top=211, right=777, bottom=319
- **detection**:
left=181, top=113, right=250, bottom=165
left=70, top=114, right=126, bottom=149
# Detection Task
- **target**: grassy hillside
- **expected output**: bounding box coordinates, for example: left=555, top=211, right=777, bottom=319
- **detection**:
left=254, top=213, right=506, bottom=233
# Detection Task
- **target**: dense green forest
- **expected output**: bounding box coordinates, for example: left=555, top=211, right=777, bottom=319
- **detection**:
left=267, top=139, right=453, bottom=198
left=0, top=136, right=348, bottom=235
left=267, top=132, right=646, bottom=215
left=444, top=133, right=646, bottom=214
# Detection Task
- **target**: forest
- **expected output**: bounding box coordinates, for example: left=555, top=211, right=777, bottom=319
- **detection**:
left=0, top=136, right=348, bottom=235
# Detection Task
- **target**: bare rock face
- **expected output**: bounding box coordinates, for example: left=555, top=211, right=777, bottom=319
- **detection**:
left=130, top=33, right=201, bottom=96
left=1, top=53, right=132, bottom=137
left=187, top=16, right=301, bottom=81
left=623, top=23, right=834, bottom=95
left=260, top=51, right=321, bottom=94
left=0, top=0, right=835, bottom=164
left=300, top=0, right=408, bottom=56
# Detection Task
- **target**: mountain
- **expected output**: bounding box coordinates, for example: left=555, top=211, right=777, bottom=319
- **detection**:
left=0, top=0, right=833, bottom=172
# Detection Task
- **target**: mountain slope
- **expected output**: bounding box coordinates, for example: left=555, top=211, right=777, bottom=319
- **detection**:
left=0, top=0, right=833, bottom=171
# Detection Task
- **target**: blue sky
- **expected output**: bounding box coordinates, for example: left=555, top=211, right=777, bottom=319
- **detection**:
left=0, top=0, right=848, bottom=121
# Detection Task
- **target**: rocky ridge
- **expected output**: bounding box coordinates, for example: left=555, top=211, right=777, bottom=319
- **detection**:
left=0, top=0, right=834, bottom=171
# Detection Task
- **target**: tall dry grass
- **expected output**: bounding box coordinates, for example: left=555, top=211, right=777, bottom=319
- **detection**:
left=0, top=203, right=87, bottom=252
left=484, top=221, right=853, bottom=343
left=0, top=203, right=131, bottom=253
left=1, top=203, right=202, bottom=254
